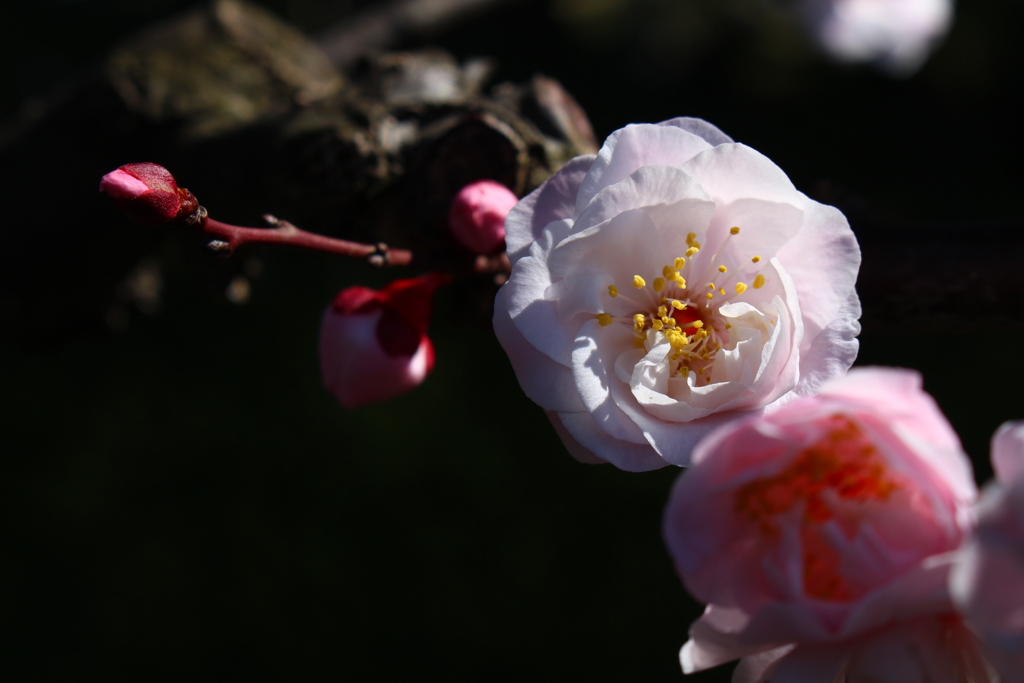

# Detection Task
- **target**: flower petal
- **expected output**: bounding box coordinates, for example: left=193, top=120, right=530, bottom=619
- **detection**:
left=504, top=154, right=595, bottom=264
left=493, top=284, right=585, bottom=412
left=657, top=116, right=735, bottom=146
left=554, top=410, right=668, bottom=471
left=575, top=124, right=715, bottom=213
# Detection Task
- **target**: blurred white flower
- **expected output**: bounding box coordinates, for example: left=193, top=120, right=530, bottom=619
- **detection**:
left=800, top=0, right=953, bottom=75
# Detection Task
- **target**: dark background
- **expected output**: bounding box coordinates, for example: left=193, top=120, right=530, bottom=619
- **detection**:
left=3, top=0, right=1023, bottom=680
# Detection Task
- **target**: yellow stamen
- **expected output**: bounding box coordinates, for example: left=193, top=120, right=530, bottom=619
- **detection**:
left=725, top=322, right=732, bottom=329
left=633, top=275, right=646, bottom=288
left=719, top=288, right=726, bottom=296
left=633, top=336, right=647, bottom=349
left=608, top=285, right=619, bottom=298
left=653, top=277, right=666, bottom=292
left=686, top=232, right=697, bottom=246
left=595, top=313, right=613, bottom=327
left=751, top=256, right=761, bottom=263
left=671, top=300, right=685, bottom=310
left=718, top=265, right=727, bottom=273
left=664, top=317, right=677, bottom=327
left=675, top=276, right=687, bottom=288
left=685, top=247, right=699, bottom=257
left=657, top=305, right=668, bottom=318
left=652, top=319, right=664, bottom=331
left=707, top=283, right=715, bottom=289
left=691, top=320, right=704, bottom=328
left=730, top=226, right=741, bottom=235
left=753, top=274, right=766, bottom=289
left=662, top=265, right=676, bottom=280
left=735, top=282, right=748, bottom=294
left=674, top=257, right=686, bottom=270
left=706, top=292, right=714, bottom=300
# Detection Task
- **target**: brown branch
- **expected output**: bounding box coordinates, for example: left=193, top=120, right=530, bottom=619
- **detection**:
left=198, top=214, right=413, bottom=267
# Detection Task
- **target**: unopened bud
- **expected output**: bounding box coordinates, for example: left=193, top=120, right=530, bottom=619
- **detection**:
left=447, top=180, right=518, bottom=255
left=319, top=273, right=447, bottom=408
left=99, top=162, right=198, bottom=226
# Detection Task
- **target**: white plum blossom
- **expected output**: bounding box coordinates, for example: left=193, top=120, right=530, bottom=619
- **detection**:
left=800, top=0, right=954, bottom=75
left=493, top=118, right=861, bottom=471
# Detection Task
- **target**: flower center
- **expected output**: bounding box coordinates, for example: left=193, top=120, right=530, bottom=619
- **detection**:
left=733, top=415, right=902, bottom=602
left=593, top=228, right=767, bottom=385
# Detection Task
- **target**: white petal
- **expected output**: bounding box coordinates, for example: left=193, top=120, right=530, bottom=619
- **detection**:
left=555, top=411, right=667, bottom=471
left=544, top=411, right=607, bottom=465
left=504, top=246, right=580, bottom=367
left=493, top=284, right=584, bottom=412
left=657, top=116, right=734, bottom=146
left=504, top=154, right=595, bottom=264
left=681, top=144, right=800, bottom=207
left=575, top=124, right=714, bottom=213
left=571, top=320, right=649, bottom=444
left=570, top=164, right=715, bottom=240
left=776, top=198, right=861, bottom=356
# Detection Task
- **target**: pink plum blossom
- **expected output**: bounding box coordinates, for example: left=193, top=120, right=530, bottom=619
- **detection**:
left=951, top=421, right=1024, bottom=681
left=732, top=616, right=995, bottom=682
left=800, top=0, right=953, bottom=75
left=99, top=162, right=188, bottom=226
left=319, top=273, right=445, bottom=408
left=663, top=368, right=982, bottom=680
left=448, top=180, right=518, bottom=254
left=493, top=117, right=861, bottom=471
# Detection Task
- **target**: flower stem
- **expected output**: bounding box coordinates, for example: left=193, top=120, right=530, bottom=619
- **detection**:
left=198, top=213, right=413, bottom=267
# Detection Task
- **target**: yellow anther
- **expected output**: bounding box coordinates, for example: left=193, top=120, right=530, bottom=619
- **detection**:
left=706, top=292, right=714, bottom=300
left=725, top=322, right=733, bottom=329
left=608, top=285, right=619, bottom=298
left=735, top=282, right=748, bottom=294
left=653, top=277, right=666, bottom=292
left=686, top=232, right=697, bottom=246
left=675, top=276, right=687, bottom=288
left=595, top=313, right=613, bottom=327
left=692, top=320, right=704, bottom=328
left=730, top=226, right=741, bottom=235
left=680, top=366, right=690, bottom=376
left=657, top=305, right=668, bottom=318
left=652, top=319, right=664, bottom=331
left=699, top=328, right=709, bottom=338
left=685, top=247, right=699, bottom=257
left=671, top=300, right=685, bottom=310
left=665, top=317, right=677, bottom=327
left=753, top=274, right=766, bottom=289
left=674, top=257, right=686, bottom=270
left=718, top=265, right=727, bottom=273
left=751, top=256, right=761, bottom=263
left=632, top=336, right=647, bottom=349
left=633, top=275, right=646, bottom=288
left=661, top=265, right=675, bottom=280
left=707, top=283, right=715, bottom=289
left=719, top=288, right=726, bottom=296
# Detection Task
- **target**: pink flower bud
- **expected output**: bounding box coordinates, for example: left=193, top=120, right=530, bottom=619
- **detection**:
left=447, top=180, right=518, bottom=254
left=99, top=162, right=193, bottom=226
left=319, top=273, right=446, bottom=408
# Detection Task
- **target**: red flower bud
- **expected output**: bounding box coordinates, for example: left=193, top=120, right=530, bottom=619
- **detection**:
left=99, top=162, right=196, bottom=226
left=319, top=273, right=447, bottom=408
left=447, top=180, right=518, bottom=255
